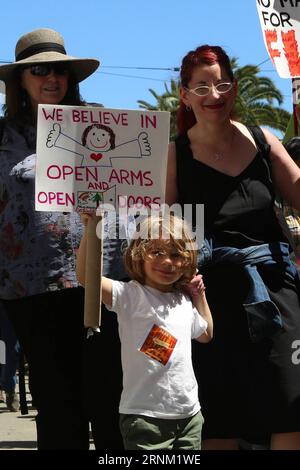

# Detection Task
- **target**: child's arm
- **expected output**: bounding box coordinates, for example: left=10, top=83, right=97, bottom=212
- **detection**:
left=101, top=276, right=113, bottom=307
left=76, top=214, right=113, bottom=307
left=185, top=274, right=213, bottom=343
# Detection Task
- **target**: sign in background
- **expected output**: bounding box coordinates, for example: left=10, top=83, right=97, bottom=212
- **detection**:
left=256, top=0, right=300, bottom=78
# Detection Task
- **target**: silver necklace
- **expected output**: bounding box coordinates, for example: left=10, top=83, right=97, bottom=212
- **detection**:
left=213, top=152, right=223, bottom=161
left=211, top=126, right=235, bottom=161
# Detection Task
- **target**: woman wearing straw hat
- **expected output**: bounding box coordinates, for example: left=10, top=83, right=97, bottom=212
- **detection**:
left=0, top=28, right=122, bottom=450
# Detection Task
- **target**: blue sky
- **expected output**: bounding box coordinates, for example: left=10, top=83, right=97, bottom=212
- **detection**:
left=0, top=0, right=294, bottom=116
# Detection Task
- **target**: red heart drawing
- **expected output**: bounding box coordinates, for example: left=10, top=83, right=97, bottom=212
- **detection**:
left=90, top=153, right=103, bottom=162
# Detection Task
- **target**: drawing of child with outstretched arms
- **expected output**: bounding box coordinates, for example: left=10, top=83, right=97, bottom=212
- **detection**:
left=46, top=123, right=151, bottom=167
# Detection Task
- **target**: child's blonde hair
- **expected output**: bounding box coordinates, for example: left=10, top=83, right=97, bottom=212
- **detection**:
left=124, top=214, right=197, bottom=289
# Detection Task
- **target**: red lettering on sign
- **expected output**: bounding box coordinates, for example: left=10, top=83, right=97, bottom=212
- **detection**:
left=264, top=30, right=281, bottom=63
left=281, top=29, right=300, bottom=77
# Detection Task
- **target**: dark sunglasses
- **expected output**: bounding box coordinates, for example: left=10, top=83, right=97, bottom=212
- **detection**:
left=24, top=64, right=69, bottom=77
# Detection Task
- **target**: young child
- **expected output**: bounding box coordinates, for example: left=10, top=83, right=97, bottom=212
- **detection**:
left=77, top=214, right=213, bottom=450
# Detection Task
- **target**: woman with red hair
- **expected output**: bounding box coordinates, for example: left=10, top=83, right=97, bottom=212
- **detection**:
left=166, top=44, right=300, bottom=450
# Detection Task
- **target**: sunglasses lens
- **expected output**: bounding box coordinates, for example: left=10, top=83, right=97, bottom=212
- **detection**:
left=53, top=64, right=69, bottom=75
left=29, top=64, right=69, bottom=76
left=30, top=65, right=51, bottom=76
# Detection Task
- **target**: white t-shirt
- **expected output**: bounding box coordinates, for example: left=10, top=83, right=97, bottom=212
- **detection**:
left=105, top=280, right=207, bottom=419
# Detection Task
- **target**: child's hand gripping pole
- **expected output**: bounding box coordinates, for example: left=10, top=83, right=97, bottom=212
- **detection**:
left=84, top=212, right=103, bottom=328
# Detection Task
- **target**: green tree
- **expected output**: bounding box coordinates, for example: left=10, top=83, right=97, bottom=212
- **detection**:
left=138, top=79, right=180, bottom=140
left=137, top=60, right=290, bottom=138
left=231, top=58, right=290, bottom=134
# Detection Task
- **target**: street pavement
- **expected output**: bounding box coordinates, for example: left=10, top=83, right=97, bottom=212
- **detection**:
left=0, top=376, right=95, bottom=451
left=0, top=386, right=37, bottom=450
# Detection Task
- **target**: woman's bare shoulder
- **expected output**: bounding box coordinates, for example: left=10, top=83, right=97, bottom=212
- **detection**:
left=233, top=121, right=256, bottom=143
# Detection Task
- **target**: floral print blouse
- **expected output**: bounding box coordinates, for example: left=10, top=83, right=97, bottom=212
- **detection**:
left=0, top=121, right=87, bottom=299
left=0, top=121, right=128, bottom=300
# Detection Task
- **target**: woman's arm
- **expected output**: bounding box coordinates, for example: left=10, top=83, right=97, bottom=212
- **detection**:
left=262, top=128, right=300, bottom=210
left=165, top=141, right=178, bottom=205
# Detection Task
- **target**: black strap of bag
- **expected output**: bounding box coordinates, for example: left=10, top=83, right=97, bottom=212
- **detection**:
left=248, top=125, right=271, bottom=167
left=248, top=126, right=298, bottom=253
left=248, top=125, right=270, bottom=152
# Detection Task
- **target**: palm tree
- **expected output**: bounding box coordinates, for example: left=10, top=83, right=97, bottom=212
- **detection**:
left=137, top=59, right=290, bottom=138
left=231, top=58, right=290, bottom=134
left=138, top=79, right=180, bottom=139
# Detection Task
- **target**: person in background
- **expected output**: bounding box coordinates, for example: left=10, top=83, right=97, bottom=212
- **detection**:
left=0, top=302, right=20, bottom=412
left=282, top=137, right=300, bottom=264
left=0, top=27, right=99, bottom=449
left=166, top=44, right=300, bottom=450
left=77, top=214, right=213, bottom=450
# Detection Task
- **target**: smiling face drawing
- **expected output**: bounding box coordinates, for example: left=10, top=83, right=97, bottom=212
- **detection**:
left=81, top=124, right=116, bottom=152
left=86, top=128, right=110, bottom=151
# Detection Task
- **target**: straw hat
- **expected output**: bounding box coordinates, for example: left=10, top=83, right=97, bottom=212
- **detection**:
left=0, top=28, right=100, bottom=83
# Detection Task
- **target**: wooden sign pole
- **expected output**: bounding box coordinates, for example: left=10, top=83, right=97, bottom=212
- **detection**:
left=84, top=213, right=103, bottom=328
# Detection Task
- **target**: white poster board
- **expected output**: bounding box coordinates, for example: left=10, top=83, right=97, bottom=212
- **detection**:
left=256, top=0, right=300, bottom=78
left=35, top=105, right=170, bottom=213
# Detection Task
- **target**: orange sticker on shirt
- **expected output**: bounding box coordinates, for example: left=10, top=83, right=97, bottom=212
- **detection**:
left=140, top=324, right=177, bottom=366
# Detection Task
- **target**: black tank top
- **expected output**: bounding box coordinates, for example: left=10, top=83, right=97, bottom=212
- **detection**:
left=175, top=126, right=284, bottom=248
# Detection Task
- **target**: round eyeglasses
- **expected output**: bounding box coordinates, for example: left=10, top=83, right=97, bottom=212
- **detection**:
left=184, top=82, right=233, bottom=97
left=146, top=249, right=183, bottom=261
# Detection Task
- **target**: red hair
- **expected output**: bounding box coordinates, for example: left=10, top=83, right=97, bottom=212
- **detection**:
left=177, top=45, right=234, bottom=135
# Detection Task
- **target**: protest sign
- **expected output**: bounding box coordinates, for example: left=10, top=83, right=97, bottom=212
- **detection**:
left=36, top=105, right=170, bottom=213
left=256, top=0, right=300, bottom=78
left=35, top=105, right=170, bottom=327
